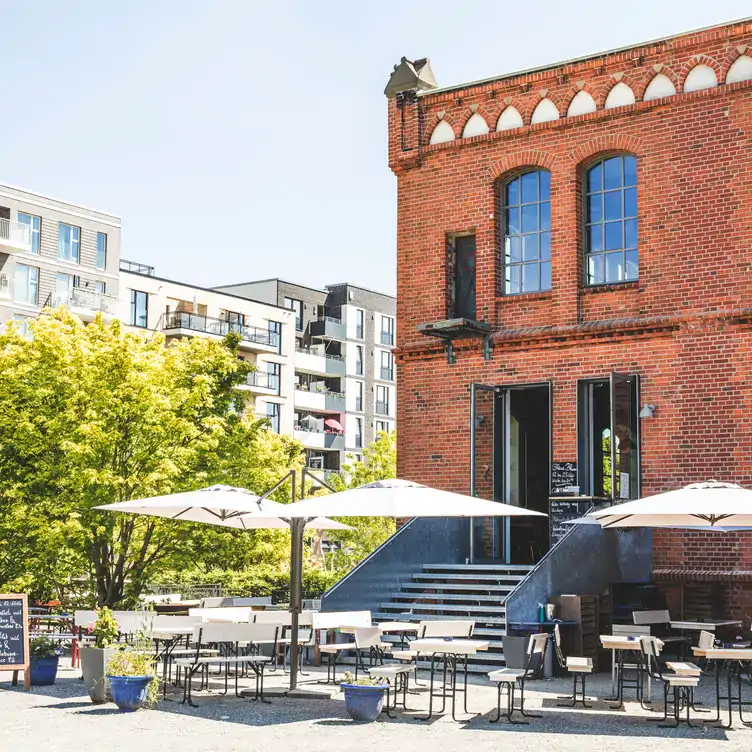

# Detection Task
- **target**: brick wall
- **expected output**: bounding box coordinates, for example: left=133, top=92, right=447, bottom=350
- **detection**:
left=389, top=19, right=752, bottom=607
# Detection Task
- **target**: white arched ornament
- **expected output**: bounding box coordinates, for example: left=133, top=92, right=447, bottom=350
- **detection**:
left=429, top=120, right=455, bottom=145
left=496, top=106, right=523, bottom=131
left=643, top=73, right=676, bottom=101
left=462, top=113, right=489, bottom=138
left=567, top=90, right=597, bottom=116
left=531, top=98, right=559, bottom=124
left=684, top=64, right=718, bottom=93
left=726, top=55, right=752, bottom=84
left=604, top=82, right=636, bottom=109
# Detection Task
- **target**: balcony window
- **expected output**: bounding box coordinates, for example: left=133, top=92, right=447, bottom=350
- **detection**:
left=58, top=222, right=80, bottom=263
left=268, top=321, right=282, bottom=353
left=18, top=213, right=40, bottom=254
left=130, top=290, right=148, bottom=328
left=266, top=362, right=281, bottom=395
left=355, top=418, right=363, bottom=448
left=355, top=309, right=365, bottom=340
left=56, top=272, right=77, bottom=305
left=284, top=297, right=304, bottom=331
left=355, top=345, right=364, bottom=376
left=96, top=232, right=107, bottom=270
left=266, top=402, right=281, bottom=433
left=376, top=385, right=390, bottom=416
left=380, top=350, right=394, bottom=381
left=95, top=281, right=106, bottom=294
left=13, top=264, right=39, bottom=305
left=380, top=315, right=394, bottom=345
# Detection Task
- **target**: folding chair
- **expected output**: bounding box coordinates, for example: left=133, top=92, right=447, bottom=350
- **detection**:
left=552, top=623, right=593, bottom=707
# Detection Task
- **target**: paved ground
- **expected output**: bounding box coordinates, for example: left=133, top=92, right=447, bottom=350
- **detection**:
left=2, top=665, right=751, bottom=751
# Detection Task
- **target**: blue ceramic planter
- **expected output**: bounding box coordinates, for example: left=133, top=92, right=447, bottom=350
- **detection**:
left=30, top=656, right=59, bottom=686
left=341, top=683, right=388, bottom=722
left=107, top=675, right=153, bottom=712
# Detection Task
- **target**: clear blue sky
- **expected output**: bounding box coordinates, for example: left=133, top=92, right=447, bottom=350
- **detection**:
left=1, top=1, right=749, bottom=295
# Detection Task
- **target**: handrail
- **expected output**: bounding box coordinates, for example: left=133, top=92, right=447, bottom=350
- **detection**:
left=120, top=259, right=155, bottom=275
left=0, top=217, right=31, bottom=248
left=294, top=385, right=345, bottom=399
left=294, top=347, right=345, bottom=362
left=163, top=311, right=278, bottom=346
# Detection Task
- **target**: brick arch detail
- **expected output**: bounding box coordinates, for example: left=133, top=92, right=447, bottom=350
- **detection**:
left=721, top=46, right=751, bottom=81
left=678, top=54, right=723, bottom=91
left=486, top=149, right=558, bottom=181
left=596, top=72, right=640, bottom=109
left=532, top=89, right=564, bottom=117
left=561, top=83, right=599, bottom=115
left=635, top=65, right=680, bottom=101
left=458, top=105, right=494, bottom=136
left=424, top=112, right=459, bottom=146
left=567, top=135, right=644, bottom=166
left=493, top=96, right=531, bottom=127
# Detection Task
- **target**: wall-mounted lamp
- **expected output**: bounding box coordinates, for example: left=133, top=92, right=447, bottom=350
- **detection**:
left=639, top=404, right=656, bottom=419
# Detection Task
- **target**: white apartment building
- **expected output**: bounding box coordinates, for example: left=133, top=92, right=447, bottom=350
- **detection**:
left=0, top=183, right=121, bottom=334
left=118, top=261, right=295, bottom=434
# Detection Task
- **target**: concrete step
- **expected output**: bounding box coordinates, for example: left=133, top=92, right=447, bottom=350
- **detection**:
left=422, top=564, right=533, bottom=573
left=412, top=573, right=525, bottom=583
left=391, top=592, right=505, bottom=604
left=400, top=582, right=515, bottom=593
left=380, top=602, right=506, bottom=615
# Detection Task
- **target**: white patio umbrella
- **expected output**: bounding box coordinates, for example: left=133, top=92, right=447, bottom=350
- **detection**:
left=94, top=484, right=350, bottom=530
left=588, top=480, right=752, bottom=529
left=261, top=477, right=547, bottom=691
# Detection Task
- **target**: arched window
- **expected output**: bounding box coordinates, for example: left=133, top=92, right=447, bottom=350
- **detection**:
left=503, top=170, right=551, bottom=294
left=585, top=155, right=638, bottom=285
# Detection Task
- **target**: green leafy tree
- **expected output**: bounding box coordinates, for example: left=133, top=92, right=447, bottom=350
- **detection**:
left=0, top=310, right=301, bottom=606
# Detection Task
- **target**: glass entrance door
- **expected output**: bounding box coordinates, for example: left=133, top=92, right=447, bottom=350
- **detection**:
left=470, top=383, right=504, bottom=562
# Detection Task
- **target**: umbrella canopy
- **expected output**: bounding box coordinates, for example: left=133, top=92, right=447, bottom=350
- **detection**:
left=268, top=478, right=547, bottom=520
left=94, top=484, right=348, bottom=531
left=324, top=418, right=343, bottom=432
left=588, top=480, right=752, bottom=529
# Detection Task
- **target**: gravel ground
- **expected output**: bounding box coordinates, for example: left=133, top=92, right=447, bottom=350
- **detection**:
left=2, top=665, right=751, bottom=751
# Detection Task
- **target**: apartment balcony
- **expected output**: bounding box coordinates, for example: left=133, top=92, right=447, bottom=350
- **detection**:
left=53, top=287, right=117, bottom=322
left=309, top=316, right=346, bottom=341
left=294, top=386, right=345, bottom=414
left=0, top=218, right=32, bottom=254
left=162, top=311, right=279, bottom=352
left=237, top=371, right=280, bottom=395
left=293, top=428, right=345, bottom=451
left=295, top=347, right=346, bottom=377
left=120, top=259, right=155, bottom=276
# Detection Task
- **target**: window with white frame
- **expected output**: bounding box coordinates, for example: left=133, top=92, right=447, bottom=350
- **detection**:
left=130, top=290, right=148, bottom=327
left=354, top=417, right=363, bottom=448
left=375, top=385, right=389, bottom=416
left=14, top=264, right=39, bottom=305
left=379, top=350, right=394, bottom=381
left=355, top=309, right=365, bottom=339
left=18, top=213, right=40, bottom=254
left=96, top=232, right=107, bottom=270
left=355, top=345, right=364, bottom=375
left=380, top=315, right=394, bottom=345
left=58, top=222, right=80, bottom=263
left=355, top=380, right=364, bottom=411
left=376, top=420, right=391, bottom=435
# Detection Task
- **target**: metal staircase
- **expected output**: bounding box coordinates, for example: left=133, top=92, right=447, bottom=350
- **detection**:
left=371, top=562, right=534, bottom=674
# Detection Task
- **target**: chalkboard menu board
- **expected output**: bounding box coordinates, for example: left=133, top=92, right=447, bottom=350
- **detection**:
left=549, top=497, right=595, bottom=548
left=551, top=462, right=578, bottom=495
left=0, top=594, right=29, bottom=677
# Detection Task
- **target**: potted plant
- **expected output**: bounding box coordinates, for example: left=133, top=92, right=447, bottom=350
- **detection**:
left=106, top=649, right=159, bottom=712
left=80, top=607, right=119, bottom=704
left=29, top=636, right=63, bottom=686
left=340, top=672, right=389, bottom=722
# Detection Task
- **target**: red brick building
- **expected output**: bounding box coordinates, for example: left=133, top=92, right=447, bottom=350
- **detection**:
left=387, top=19, right=752, bottom=618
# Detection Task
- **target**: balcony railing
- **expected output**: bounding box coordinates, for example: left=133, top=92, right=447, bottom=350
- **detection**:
left=295, top=385, right=345, bottom=400
left=0, top=218, right=32, bottom=251
left=247, top=372, right=280, bottom=392
left=375, top=401, right=390, bottom=416
left=380, top=331, right=394, bottom=346
left=163, top=311, right=279, bottom=347
left=317, top=315, right=342, bottom=324
left=55, top=287, right=117, bottom=314
left=120, top=259, right=155, bottom=276
left=295, top=347, right=344, bottom=362
left=380, top=367, right=394, bottom=381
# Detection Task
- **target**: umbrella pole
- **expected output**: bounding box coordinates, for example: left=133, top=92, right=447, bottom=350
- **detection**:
left=289, top=517, right=305, bottom=692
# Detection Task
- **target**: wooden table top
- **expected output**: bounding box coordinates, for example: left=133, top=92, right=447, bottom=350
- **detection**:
left=600, top=635, right=664, bottom=651
left=693, top=647, right=752, bottom=660
left=671, top=620, right=743, bottom=631
left=410, top=638, right=489, bottom=655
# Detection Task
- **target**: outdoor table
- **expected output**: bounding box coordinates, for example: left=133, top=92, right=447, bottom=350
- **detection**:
left=692, top=647, right=752, bottom=728
left=340, top=621, right=420, bottom=647
left=670, top=620, right=743, bottom=631
left=601, top=635, right=663, bottom=708
left=151, top=627, right=195, bottom=699
left=409, top=638, right=489, bottom=720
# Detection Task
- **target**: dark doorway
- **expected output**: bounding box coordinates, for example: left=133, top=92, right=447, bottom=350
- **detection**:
left=470, top=383, right=551, bottom=563
left=453, top=235, right=476, bottom=320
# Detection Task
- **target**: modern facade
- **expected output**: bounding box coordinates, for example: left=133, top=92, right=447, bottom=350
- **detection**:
left=324, top=18, right=752, bottom=645
left=215, top=279, right=397, bottom=477
left=118, top=262, right=295, bottom=434
left=0, top=183, right=121, bottom=335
